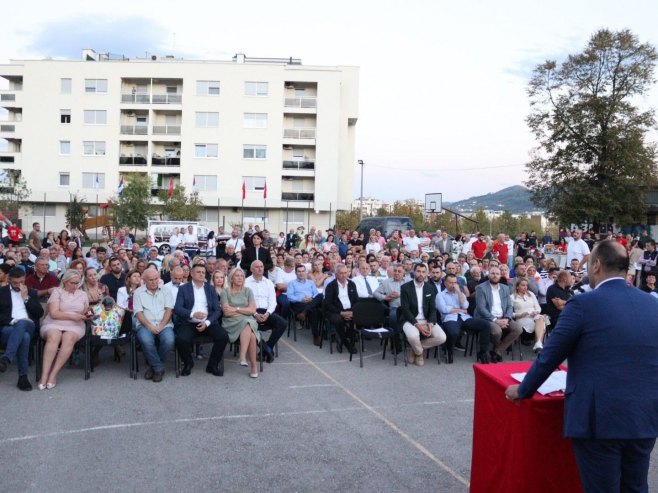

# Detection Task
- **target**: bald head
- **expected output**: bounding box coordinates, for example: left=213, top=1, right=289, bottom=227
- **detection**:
left=588, top=240, right=629, bottom=288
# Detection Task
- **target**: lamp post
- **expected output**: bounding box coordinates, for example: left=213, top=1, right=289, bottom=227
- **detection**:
left=357, top=159, right=364, bottom=221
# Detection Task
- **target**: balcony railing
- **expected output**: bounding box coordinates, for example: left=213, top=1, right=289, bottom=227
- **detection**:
left=284, top=97, right=317, bottom=108
left=151, top=186, right=179, bottom=197
left=0, top=155, right=15, bottom=163
left=152, top=93, right=182, bottom=104
left=152, top=125, right=181, bottom=135
left=119, top=155, right=148, bottom=166
left=120, top=125, right=148, bottom=135
left=121, top=93, right=151, bottom=104
left=0, top=124, right=15, bottom=133
left=282, top=160, right=315, bottom=170
left=283, top=128, right=316, bottom=139
left=151, top=156, right=180, bottom=166
left=281, top=192, right=314, bottom=201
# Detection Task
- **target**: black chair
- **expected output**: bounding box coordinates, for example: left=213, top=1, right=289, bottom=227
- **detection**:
left=351, top=300, right=397, bottom=368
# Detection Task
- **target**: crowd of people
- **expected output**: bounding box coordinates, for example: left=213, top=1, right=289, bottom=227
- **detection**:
left=0, top=220, right=655, bottom=392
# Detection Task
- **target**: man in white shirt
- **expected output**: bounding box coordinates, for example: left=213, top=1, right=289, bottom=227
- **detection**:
left=274, top=256, right=297, bottom=319
left=245, top=260, right=286, bottom=359
left=183, top=225, right=198, bottom=246
left=353, top=262, right=380, bottom=299
left=225, top=228, right=245, bottom=253
left=164, top=267, right=184, bottom=302
left=566, top=229, right=591, bottom=270
left=402, top=229, right=422, bottom=255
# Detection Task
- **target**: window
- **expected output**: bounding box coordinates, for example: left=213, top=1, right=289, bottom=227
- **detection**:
left=60, top=109, right=71, bottom=124
left=82, top=172, right=105, bottom=189
left=85, top=79, right=108, bottom=93
left=243, top=145, right=267, bottom=159
left=245, top=81, right=268, bottom=96
left=195, top=112, right=219, bottom=128
left=84, top=110, right=107, bottom=125
left=32, top=204, right=56, bottom=216
left=285, top=210, right=305, bottom=224
left=166, top=85, right=177, bottom=94
left=194, top=144, right=219, bottom=158
left=243, top=113, right=268, bottom=129
left=60, top=78, right=72, bottom=94
left=59, top=140, right=71, bottom=155
left=196, top=80, right=220, bottom=96
left=193, top=175, right=217, bottom=192
left=243, top=176, right=266, bottom=192
left=83, top=141, right=106, bottom=156
left=244, top=210, right=266, bottom=225
left=59, top=173, right=70, bottom=186
left=199, top=208, right=219, bottom=223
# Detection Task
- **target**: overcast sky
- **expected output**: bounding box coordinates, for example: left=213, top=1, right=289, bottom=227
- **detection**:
left=1, top=0, right=657, bottom=203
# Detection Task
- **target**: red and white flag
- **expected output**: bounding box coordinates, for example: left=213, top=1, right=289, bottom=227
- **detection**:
left=167, top=176, right=174, bottom=197
left=242, top=181, right=246, bottom=201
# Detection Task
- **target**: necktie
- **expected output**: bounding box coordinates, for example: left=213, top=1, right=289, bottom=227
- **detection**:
left=365, top=277, right=373, bottom=295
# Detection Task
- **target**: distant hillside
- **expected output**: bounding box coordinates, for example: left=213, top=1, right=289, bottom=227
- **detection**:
left=445, top=186, right=540, bottom=214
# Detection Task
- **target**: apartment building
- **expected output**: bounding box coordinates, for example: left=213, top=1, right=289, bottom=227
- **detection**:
left=0, top=49, right=358, bottom=235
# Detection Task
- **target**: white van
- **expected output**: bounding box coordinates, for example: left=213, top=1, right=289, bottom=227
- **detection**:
left=147, top=221, right=211, bottom=256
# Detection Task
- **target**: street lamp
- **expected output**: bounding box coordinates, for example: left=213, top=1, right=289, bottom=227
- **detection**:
left=357, top=159, right=364, bottom=221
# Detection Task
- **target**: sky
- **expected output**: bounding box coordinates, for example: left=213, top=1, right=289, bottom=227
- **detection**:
left=1, top=0, right=658, bottom=203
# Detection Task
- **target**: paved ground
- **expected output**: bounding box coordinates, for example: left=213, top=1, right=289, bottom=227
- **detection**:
left=1, top=327, right=657, bottom=492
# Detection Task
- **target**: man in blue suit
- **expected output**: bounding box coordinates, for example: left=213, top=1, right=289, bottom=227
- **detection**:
left=174, top=264, right=228, bottom=376
left=506, top=240, right=658, bottom=493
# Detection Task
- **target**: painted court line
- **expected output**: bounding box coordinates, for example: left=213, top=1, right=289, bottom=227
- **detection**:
left=282, top=339, right=471, bottom=489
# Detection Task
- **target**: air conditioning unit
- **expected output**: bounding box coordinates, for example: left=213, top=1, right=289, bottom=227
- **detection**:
left=285, top=84, right=295, bottom=89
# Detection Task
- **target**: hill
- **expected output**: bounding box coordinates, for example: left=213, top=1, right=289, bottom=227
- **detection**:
left=445, top=185, right=540, bottom=214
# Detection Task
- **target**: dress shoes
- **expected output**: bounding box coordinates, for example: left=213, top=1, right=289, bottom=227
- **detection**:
left=17, top=375, right=32, bottom=391
left=0, top=356, right=8, bottom=373
left=263, top=345, right=275, bottom=362
left=152, top=370, right=164, bottom=383
left=312, top=335, right=321, bottom=347
left=446, top=351, right=454, bottom=364
left=181, top=360, right=194, bottom=376
left=489, top=350, right=502, bottom=363
left=143, top=367, right=155, bottom=380
left=476, top=351, right=490, bottom=364
left=206, top=359, right=225, bottom=376
left=296, top=312, right=306, bottom=322
left=344, top=341, right=358, bottom=355
left=335, top=339, right=343, bottom=354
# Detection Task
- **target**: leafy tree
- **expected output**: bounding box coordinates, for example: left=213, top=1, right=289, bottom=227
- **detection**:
left=391, top=200, right=425, bottom=229
left=65, top=193, right=86, bottom=231
left=111, top=174, right=153, bottom=232
left=492, top=211, right=518, bottom=238
left=335, top=209, right=360, bottom=232
left=158, top=185, right=202, bottom=221
left=0, top=169, right=31, bottom=222
left=525, top=29, right=658, bottom=229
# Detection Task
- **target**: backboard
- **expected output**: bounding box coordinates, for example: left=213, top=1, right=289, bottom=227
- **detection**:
left=425, top=193, right=442, bottom=213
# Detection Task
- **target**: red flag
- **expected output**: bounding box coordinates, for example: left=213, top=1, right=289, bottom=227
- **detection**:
left=167, top=176, right=174, bottom=197
left=263, top=181, right=267, bottom=199
left=242, top=181, right=246, bottom=201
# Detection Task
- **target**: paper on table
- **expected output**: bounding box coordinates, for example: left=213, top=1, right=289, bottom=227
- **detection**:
left=362, top=327, right=390, bottom=333
left=511, top=370, right=567, bottom=395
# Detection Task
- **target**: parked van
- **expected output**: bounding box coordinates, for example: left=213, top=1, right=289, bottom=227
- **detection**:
left=147, top=221, right=229, bottom=256
left=356, top=216, right=414, bottom=238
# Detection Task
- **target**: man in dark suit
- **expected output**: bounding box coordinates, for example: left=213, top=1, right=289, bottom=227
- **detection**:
left=0, top=267, right=44, bottom=390
left=474, top=265, right=522, bottom=362
left=399, top=263, right=446, bottom=366
left=506, top=240, right=658, bottom=493
left=173, top=264, right=228, bottom=376
left=323, top=264, right=359, bottom=354
left=435, top=232, right=453, bottom=256
left=240, top=233, right=273, bottom=277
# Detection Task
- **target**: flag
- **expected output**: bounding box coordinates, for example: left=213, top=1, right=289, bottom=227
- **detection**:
left=118, top=176, right=124, bottom=196
left=242, top=181, right=246, bottom=201
left=192, top=176, right=197, bottom=192
left=167, top=176, right=174, bottom=197
left=94, top=174, right=100, bottom=190
left=263, top=180, right=267, bottom=199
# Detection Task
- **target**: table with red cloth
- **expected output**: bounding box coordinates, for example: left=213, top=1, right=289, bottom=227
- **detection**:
left=470, top=362, right=582, bottom=493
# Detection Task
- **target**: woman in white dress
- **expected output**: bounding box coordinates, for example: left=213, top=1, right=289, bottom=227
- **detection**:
left=510, top=278, right=546, bottom=353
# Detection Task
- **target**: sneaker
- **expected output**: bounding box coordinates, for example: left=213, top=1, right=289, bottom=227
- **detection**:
left=415, top=354, right=425, bottom=366
left=533, top=341, right=543, bottom=353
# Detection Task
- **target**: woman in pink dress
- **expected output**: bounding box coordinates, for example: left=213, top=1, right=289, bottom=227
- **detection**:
left=38, top=269, right=89, bottom=390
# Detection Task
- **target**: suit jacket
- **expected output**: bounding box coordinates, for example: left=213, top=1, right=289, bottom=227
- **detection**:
left=519, top=279, right=658, bottom=439
left=436, top=238, right=453, bottom=255
left=400, top=281, right=438, bottom=325
left=323, top=278, right=358, bottom=314
left=474, top=282, right=514, bottom=320
left=0, top=285, right=44, bottom=327
left=240, top=247, right=273, bottom=276
left=173, top=282, right=221, bottom=326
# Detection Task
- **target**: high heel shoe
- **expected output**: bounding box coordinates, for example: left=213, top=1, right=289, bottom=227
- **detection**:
left=46, top=382, right=56, bottom=390
left=249, top=372, right=258, bottom=378
left=37, top=383, right=47, bottom=391
left=239, top=360, right=248, bottom=367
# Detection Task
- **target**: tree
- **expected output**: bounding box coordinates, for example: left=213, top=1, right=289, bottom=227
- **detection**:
left=65, top=193, right=86, bottom=231
left=335, top=209, right=360, bottom=232
left=391, top=200, right=425, bottom=229
left=158, top=185, right=202, bottom=221
left=525, top=29, right=658, bottom=229
left=0, top=169, right=31, bottom=222
left=111, top=174, right=153, bottom=232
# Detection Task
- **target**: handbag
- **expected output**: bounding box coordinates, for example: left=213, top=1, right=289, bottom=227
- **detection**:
left=90, top=303, right=125, bottom=338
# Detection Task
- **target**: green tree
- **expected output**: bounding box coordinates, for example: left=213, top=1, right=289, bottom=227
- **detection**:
left=111, top=174, right=153, bottom=232
left=0, top=169, right=31, bottom=222
left=335, top=209, right=360, bottom=232
left=525, top=29, right=658, bottom=229
left=391, top=200, right=424, bottom=229
left=65, top=193, right=86, bottom=231
left=158, top=185, right=202, bottom=221
left=469, top=208, right=488, bottom=234
left=493, top=211, right=518, bottom=238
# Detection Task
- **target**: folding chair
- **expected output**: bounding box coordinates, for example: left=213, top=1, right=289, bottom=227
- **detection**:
left=351, top=300, right=397, bottom=368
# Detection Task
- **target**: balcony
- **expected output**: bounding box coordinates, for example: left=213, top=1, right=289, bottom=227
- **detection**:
left=282, top=160, right=315, bottom=170
left=152, top=125, right=181, bottom=136
left=120, top=125, right=148, bottom=135
left=152, top=93, right=182, bottom=104
left=151, top=156, right=180, bottom=167
left=284, top=97, right=317, bottom=108
left=281, top=192, right=314, bottom=201
left=0, top=91, right=20, bottom=107
left=0, top=152, right=20, bottom=166
left=0, top=123, right=17, bottom=135
left=283, top=128, right=316, bottom=139
left=119, top=155, right=148, bottom=166
left=121, top=93, right=150, bottom=104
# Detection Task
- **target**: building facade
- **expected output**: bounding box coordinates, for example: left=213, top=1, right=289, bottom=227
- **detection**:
left=0, top=50, right=358, bottom=235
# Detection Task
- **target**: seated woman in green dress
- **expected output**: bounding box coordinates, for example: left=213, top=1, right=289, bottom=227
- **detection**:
left=220, top=267, right=260, bottom=378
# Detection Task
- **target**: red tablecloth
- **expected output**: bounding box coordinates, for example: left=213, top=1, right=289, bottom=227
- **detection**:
left=470, top=362, right=582, bottom=493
